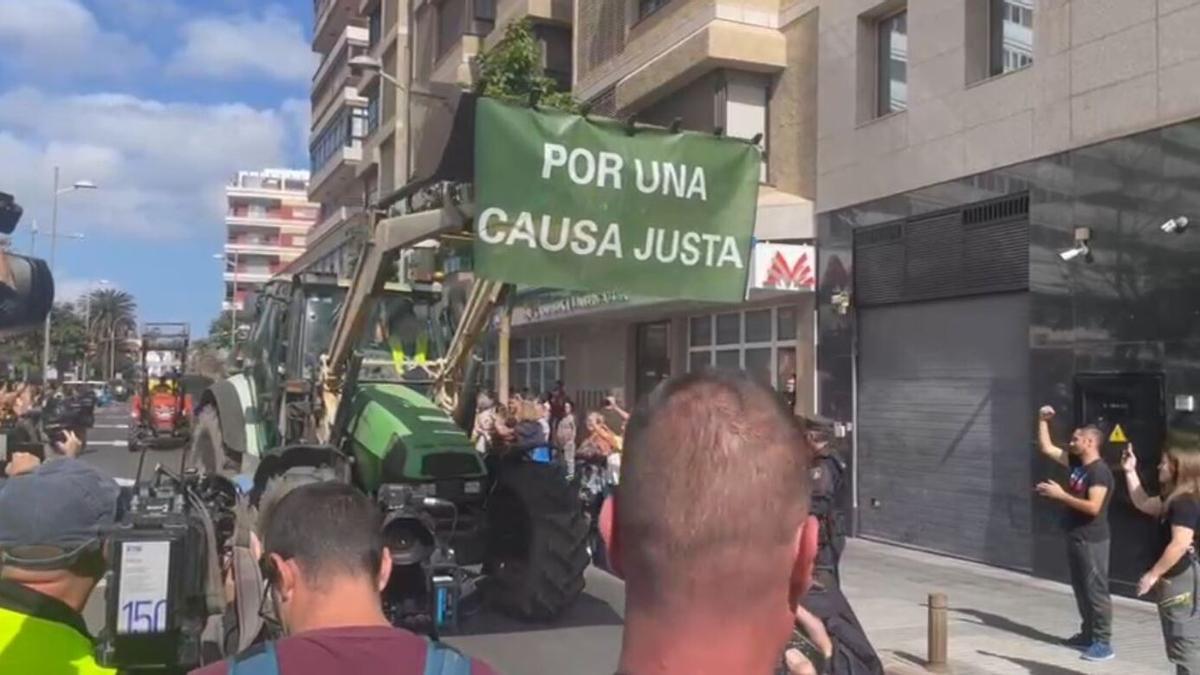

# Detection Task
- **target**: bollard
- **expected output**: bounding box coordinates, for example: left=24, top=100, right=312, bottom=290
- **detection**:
left=928, top=592, right=948, bottom=670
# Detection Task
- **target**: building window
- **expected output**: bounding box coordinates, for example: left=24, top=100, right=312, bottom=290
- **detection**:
left=368, top=4, right=382, bottom=47
left=991, top=0, right=1033, bottom=75
left=310, top=106, right=368, bottom=174
left=436, top=0, right=464, bottom=60
left=482, top=334, right=564, bottom=395
left=367, top=91, right=380, bottom=134
left=876, top=10, right=908, bottom=116
left=638, top=0, right=671, bottom=20
left=688, top=306, right=798, bottom=390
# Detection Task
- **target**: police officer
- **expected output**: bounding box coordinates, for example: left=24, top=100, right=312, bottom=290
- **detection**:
left=805, top=414, right=848, bottom=589
left=0, top=459, right=119, bottom=674
left=794, top=415, right=884, bottom=675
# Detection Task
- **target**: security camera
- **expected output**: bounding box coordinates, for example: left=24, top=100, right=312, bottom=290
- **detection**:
left=1058, top=242, right=1091, bottom=262
left=1161, top=216, right=1190, bottom=234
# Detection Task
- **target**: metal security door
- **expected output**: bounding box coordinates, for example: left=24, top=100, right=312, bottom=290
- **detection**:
left=1074, top=373, right=1166, bottom=592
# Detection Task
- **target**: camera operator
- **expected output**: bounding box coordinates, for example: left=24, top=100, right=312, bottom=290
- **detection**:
left=0, top=459, right=120, bottom=674
left=191, top=481, right=497, bottom=675
left=0, top=390, right=82, bottom=488
left=598, top=371, right=832, bottom=675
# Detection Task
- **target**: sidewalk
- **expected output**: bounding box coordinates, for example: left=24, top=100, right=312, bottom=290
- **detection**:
left=841, top=539, right=1169, bottom=674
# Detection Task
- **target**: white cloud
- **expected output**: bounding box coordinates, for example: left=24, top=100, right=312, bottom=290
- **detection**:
left=0, top=0, right=153, bottom=80
left=170, top=5, right=316, bottom=84
left=95, top=0, right=186, bottom=29
left=0, top=87, right=300, bottom=239
left=54, top=276, right=121, bottom=303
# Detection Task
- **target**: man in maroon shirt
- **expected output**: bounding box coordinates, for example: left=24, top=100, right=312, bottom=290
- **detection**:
left=190, top=482, right=496, bottom=675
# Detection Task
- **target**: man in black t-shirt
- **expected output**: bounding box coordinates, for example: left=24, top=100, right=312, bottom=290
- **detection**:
left=1035, top=405, right=1115, bottom=662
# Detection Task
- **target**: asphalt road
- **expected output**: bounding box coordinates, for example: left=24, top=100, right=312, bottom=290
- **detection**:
left=79, top=402, right=627, bottom=675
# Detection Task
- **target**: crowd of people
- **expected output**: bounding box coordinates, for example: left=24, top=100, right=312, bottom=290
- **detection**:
left=471, top=381, right=629, bottom=484
left=5, top=373, right=1200, bottom=674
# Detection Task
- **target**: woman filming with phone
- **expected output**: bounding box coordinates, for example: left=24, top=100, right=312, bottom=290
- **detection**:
left=1122, top=440, right=1200, bottom=673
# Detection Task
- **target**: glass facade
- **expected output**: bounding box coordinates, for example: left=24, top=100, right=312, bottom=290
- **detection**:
left=310, top=106, right=368, bottom=174
left=817, top=118, right=1200, bottom=586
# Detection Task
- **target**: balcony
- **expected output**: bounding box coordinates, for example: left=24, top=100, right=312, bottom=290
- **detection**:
left=224, top=268, right=280, bottom=285
left=314, top=0, right=363, bottom=53
left=576, top=17, right=786, bottom=112
left=485, top=0, right=572, bottom=49
left=226, top=240, right=300, bottom=256
left=225, top=206, right=317, bottom=230
left=309, top=103, right=369, bottom=203
left=311, top=205, right=365, bottom=242
left=313, top=26, right=369, bottom=121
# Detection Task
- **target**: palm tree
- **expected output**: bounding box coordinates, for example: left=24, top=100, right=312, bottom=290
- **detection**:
left=86, top=288, right=137, bottom=380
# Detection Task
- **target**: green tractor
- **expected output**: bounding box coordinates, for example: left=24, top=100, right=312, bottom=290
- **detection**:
left=190, top=88, right=588, bottom=642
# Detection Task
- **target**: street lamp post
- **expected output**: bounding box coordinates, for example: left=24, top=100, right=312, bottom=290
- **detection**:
left=42, top=167, right=98, bottom=379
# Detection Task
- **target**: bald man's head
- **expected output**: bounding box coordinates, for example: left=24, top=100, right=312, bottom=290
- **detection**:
left=612, top=371, right=813, bottom=610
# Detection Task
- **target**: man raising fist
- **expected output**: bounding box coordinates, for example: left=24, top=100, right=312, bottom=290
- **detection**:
left=1034, top=405, right=1115, bottom=662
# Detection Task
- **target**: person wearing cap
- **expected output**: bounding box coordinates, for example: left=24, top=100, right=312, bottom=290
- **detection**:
left=0, top=459, right=120, bottom=674
left=1122, top=434, right=1200, bottom=673
left=804, top=414, right=848, bottom=588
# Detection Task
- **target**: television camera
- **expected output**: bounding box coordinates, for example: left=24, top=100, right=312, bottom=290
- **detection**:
left=0, top=190, right=55, bottom=336
left=94, top=461, right=237, bottom=672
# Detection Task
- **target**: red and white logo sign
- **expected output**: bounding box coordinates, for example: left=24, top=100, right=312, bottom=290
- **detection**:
left=751, top=243, right=816, bottom=292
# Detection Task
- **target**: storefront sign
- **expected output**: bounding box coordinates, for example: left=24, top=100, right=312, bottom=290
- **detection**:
left=751, top=243, right=816, bottom=292
left=474, top=98, right=761, bottom=303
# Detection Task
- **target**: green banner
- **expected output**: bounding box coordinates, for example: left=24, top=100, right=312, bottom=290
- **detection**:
left=473, top=98, right=760, bottom=303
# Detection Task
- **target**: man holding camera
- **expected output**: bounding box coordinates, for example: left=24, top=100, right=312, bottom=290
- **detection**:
left=0, top=459, right=120, bottom=674
left=191, top=481, right=496, bottom=675
left=1035, top=405, right=1115, bottom=662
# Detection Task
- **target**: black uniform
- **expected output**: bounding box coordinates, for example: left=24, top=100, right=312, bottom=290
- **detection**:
left=811, top=448, right=848, bottom=588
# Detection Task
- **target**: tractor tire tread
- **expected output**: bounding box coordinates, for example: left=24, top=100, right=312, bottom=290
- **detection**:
left=486, top=462, right=589, bottom=622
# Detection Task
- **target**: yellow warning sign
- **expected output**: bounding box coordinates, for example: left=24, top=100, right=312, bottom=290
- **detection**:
left=1110, top=424, right=1128, bottom=443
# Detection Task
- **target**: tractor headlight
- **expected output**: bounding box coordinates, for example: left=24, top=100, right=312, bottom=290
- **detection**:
left=464, top=480, right=482, bottom=495
left=413, top=483, right=436, bottom=497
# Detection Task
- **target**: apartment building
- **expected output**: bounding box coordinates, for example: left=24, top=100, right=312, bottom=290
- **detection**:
left=293, top=0, right=372, bottom=279
left=814, top=0, right=1200, bottom=591
left=477, top=0, right=821, bottom=411
left=224, top=170, right=317, bottom=311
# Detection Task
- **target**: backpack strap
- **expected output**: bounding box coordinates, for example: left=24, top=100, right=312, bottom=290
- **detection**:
left=425, top=638, right=473, bottom=675
left=229, top=641, right=280, bottom=675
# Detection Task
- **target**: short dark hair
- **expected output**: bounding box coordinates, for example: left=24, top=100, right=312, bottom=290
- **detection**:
left=618, top=371, right=812, bottom=604
left=1077, top=425, right=1105, bottom=446
left=260, top=482, right=383, bottom=587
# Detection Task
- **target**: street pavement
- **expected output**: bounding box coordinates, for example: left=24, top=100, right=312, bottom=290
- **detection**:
left=77, top=404, right=1172, bottom=674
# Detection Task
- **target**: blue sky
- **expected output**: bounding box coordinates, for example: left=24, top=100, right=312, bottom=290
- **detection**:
left=0, top=0, right=315, bottom=335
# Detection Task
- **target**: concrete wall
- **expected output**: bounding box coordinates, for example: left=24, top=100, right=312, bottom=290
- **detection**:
left=771, top=8, right=819, bottom=197
left=817, top=0, right=1200, bottom=213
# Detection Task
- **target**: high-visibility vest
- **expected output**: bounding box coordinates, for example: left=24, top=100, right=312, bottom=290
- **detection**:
left=0, top=603, right=115, bottom=675
left=389, top=333, right=429, bottom=373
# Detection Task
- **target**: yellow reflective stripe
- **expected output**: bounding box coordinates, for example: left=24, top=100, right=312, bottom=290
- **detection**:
left=415, top=334, right=428, bottom=365
left=389, top=334, right=429, bottom=371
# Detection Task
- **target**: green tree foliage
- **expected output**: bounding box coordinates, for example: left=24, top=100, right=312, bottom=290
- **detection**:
left=0, top=302, right=88, bottom=379
left=207, top=308, right=256, bottom=351
left=475, top=19, right=578, bottom=113
left=86, top=288, right=137, bottom=380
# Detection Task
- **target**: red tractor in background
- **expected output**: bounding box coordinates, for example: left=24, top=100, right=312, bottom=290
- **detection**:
left=129, top=322, right=193, bottom=451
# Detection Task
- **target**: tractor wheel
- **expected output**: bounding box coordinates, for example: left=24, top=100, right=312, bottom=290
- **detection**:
left=484, top=462, right=589, bottom=621
left=191, top=407, right=235, bottom=475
